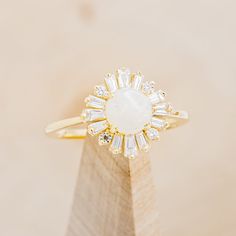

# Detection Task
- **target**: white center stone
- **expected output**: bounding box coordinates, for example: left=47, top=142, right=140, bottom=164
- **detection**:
left=105, top=88, right=152, bottom=134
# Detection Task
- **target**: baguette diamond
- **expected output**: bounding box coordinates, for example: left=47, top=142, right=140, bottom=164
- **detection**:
left=136, top=132, right=149, bottom=151
left=151, top=117, right=168, bottom=130
left=145, top=128, right=159, bottom=140
left=117, top=68, right=131, bottom=88
left=104, top=74, right=118, bottom=93
left=88, top=120, right=108, bottom=136
left=149, top=90, right=166, bottom=105
left=110, top=133, right=123, bottom=154
left=82, top=109, right=106, bottom=122
left=131, top=73, right=144, bottom=90
left=124, top=134, right=138, bottom=158
left=155, top=102, right=172, bottom=111
left=153, top=103, right=172, bottom=116
left=85, top=95, right=106, bottom=109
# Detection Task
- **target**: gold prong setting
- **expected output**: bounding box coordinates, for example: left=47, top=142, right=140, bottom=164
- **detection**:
left=83, top=68, right=173, bottom=158
left=98, top=131, right=113, bottom=145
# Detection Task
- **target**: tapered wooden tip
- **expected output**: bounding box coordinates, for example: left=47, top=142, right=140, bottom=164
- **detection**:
left=66, top=135, right=160, bottom=236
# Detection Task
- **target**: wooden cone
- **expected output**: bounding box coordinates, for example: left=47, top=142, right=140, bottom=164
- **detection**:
left=66, top=135, right=160, bottom=236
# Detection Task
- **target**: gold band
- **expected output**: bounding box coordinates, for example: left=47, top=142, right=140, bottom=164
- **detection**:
left=157, top=110, right=189, bottom=129
left=45, top=116, right=87, bottom=139
left=45, top=111, right=188, bottom=139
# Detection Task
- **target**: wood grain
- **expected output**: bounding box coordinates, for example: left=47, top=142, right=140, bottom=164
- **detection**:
left=66, top=135, right=160, bottom=236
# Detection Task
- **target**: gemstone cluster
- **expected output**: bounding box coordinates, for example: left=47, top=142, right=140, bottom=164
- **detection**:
left=83, top=68, right=171, bottom=158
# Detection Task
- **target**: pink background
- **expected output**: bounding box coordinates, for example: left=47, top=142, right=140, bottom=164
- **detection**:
left=0, top=0, right=236, bottom=235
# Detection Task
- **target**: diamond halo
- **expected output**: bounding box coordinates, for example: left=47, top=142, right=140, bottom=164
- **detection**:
left=83, top=68, right=172, bottom=159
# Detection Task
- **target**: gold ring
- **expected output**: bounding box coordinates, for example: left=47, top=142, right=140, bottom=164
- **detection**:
left=46, top=68, right=188, bottom=158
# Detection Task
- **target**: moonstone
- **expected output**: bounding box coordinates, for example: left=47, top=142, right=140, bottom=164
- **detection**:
left=105, top=88, right=152, bottom=134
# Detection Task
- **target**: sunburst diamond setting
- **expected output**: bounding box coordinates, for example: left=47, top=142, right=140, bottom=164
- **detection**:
left=83, top=68, right=171, bottom=158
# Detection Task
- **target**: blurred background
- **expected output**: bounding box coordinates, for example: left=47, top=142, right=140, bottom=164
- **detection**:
left=0, top=0, right=236, bottom=235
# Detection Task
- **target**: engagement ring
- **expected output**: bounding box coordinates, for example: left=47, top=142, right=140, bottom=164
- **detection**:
left=46, top=68, right=188, bottom=158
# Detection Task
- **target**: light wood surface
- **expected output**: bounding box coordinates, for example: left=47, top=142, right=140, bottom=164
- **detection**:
left=66, top=135, right=160, bottom=236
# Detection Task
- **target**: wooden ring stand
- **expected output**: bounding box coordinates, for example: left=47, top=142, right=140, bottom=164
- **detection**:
left=66, top=135, right=160, bottom=236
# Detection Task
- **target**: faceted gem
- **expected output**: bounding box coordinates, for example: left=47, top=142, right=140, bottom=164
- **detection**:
left=82, top=109, right=106, bottom=122
left=117, top=68, right=131, bottom=88
left=109, top=133, right=123, bottom=154
left=104, top=74, right=118, bottom=93
left=151, top=117, right=168, bottom=130
left=148, top=90, right=166, bottom=105
left=94, top=85, right=109, bottom=98
left=106, top=88, right=152, bottom=134
left=153, top=102, right=172, bottom=116
left=145, top=128, right=159, bottom=140
left=155, top=102, right=172, bottom=111
left=131, top=73, right=144, bottom=90
left=136, top=132, right=149, bottom=151
left=98, top=131, right=113, bottom=145
left=85, top=95, right=106, bottom=109
left=142, top=81, right=155, bottom=95
left=87, top=120, right=108, bottom=136
left=124, top=134, right=138, bottom=158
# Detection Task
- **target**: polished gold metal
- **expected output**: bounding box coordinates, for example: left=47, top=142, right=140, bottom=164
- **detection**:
left=45, top=116, right=87, bottom=139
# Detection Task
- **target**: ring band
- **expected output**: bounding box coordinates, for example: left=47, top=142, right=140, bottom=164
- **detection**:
left=46, top=68, right=189, bottom=158
left=45, top=110, right=188, bottom=139
left=45, top=116, right=86, bottom=139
